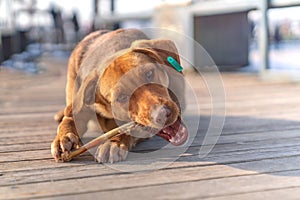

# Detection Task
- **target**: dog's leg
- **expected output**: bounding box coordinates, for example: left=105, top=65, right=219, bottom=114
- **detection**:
left=51, top=105, right=90, bottom=162
left=95, top=134, right=138, bottom=163
left=95, top=116, right=140, bottom=163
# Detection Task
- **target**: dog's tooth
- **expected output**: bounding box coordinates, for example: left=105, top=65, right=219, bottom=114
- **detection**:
left=169, top=137, right=175, bottom=143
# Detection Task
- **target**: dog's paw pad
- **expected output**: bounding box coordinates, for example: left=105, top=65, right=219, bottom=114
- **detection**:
left=95, top=141, right=129, bottom=163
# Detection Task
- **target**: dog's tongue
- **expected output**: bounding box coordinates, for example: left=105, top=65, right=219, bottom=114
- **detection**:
left=156, top=118, right=188, bottom=146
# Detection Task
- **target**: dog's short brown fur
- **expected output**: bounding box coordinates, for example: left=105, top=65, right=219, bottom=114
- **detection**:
left=51, top=29, right=186, bottom=163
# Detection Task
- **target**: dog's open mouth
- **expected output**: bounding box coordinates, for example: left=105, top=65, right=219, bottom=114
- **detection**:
left=156, top=117, right=188, bottom=146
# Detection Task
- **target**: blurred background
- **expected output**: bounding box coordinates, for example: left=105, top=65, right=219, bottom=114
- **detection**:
left=1, top=0, right=300, bottom=77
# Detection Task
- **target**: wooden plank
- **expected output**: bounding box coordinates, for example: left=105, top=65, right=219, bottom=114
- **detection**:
left=2, top=163, right=300, bottom=200
left=2, top=121, right=300, bottom=161
left=0, top=159, right=89, bottom=173
left=1, top=137, right=300, bottom=179
left=1, top=124, right=299, bottom=153
left=0, top=134, right=54, bottom=146
left=1, top=152, right=300, bottom=188
left=0, top=142, right=50, bottom=153
left=0, top=133, right=299, bottom=174
left=0, top=165, right=255, bottom=200
left=0, top=127, right=55, bottom=138
left=1, top=118, right=300, bottom=160
left=0, top=149, right=52, bottom=163
left=38, top=174, right=300, bottom=200
left=204, top=187, right=300, bottom=200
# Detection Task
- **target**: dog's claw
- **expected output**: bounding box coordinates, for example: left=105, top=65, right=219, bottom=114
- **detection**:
left=51, top=132, right=80, bottom=162
left=95, top=140, right=129, bottom=163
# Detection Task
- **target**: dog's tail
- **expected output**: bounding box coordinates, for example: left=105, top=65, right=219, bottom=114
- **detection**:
left=54, top=110, right=64, bottom=123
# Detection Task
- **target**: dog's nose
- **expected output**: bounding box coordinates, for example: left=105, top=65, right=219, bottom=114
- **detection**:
left=150, top=105, right=172, bottom=127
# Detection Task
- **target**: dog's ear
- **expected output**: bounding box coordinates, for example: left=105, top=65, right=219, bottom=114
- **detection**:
left=131, top=39, right=181, bottom=68
left=72, top=70, right=99, bottom=114
left=132, top=39, right=185, bottom=111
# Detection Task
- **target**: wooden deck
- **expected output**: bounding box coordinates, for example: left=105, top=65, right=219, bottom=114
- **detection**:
left=1, top=57, right=300, bottom=200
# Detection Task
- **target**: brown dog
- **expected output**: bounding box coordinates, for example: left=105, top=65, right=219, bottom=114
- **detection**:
left=51, top=29, right=188, bottom=163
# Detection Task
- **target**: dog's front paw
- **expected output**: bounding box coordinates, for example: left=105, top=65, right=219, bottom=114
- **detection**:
left=95, top=139, right=129, bottom=163
left=51, top=132, right=80, bottom=162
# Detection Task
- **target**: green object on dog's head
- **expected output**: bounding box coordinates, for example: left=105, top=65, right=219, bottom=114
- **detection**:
left=167, top=56, right=183, bottom=72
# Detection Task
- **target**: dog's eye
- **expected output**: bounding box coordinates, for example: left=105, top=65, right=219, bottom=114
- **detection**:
left=117, top=94, right=129, bottom=103
left=145, top=70, right=154, bottom=82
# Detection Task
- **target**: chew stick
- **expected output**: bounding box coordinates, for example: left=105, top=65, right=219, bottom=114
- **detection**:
left=60, top=122, right=136, bottom=162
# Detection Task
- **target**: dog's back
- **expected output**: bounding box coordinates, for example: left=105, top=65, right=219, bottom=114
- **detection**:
left=55, top=29, right=149, bottom=122
left=70, top=29, right=148, bottom=79
left=67, top=29, right=148, bottom=109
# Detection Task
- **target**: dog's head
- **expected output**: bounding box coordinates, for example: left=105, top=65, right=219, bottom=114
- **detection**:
left=74, top=39, right=188, bottom=145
